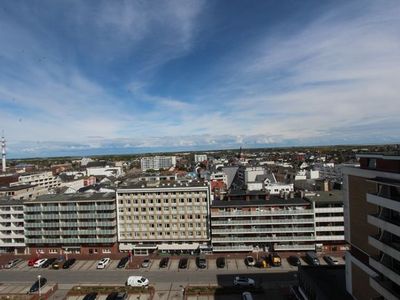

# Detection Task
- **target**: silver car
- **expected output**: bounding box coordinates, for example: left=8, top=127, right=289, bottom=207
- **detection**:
left=5, top=258, right=21, bottom=269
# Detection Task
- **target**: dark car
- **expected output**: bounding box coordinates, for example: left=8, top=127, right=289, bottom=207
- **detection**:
left=178, top=258, right=188, bottom=269
left=62, top=258, right=76, bottom=269
left=117, top=256, right=129, bottom=269
left=52, top=258, right=65, bottom=269
left=42, top=257, right=57, bottom=268
left=159, top=257, right=169, bottom=268
left=82, top=292, right=98, bottom=300
left=196, top=256, right=207, bottom=269
left=28, top=277, right=47, bottom=294
left=106, top=292, right=128, bottom=300
left=323, top=256, right=339, bottom=265
left=216, top=257, right=225, bottom=268
left=287, top=255, right=301, bottom=266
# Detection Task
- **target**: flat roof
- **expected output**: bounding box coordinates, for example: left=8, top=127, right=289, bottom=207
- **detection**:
left=119, top=180, right=208, bottom=190
left=0, top=184, right=37, bottom=191
left=299, top=265, right=352, bottom=300
left=0, top=198, right=24, bottom=206
left=306, top=190, right=343, bottom=203
left=28, top=192, right=115, bottom=203
left=211, top=196, right=310, bottom=207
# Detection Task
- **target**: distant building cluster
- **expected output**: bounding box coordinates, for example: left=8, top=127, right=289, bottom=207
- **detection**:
left=2, top=139, right=400, bottom=300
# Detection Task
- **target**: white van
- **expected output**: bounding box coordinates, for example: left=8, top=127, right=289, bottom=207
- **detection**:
left=126, top=276, right=149, bottom=287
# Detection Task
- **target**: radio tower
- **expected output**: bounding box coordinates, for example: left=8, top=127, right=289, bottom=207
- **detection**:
left=1, top=131, right=6, bottom=173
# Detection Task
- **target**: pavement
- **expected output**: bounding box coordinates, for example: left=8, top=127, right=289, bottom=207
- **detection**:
left=0, top=254, right=345, bottom=299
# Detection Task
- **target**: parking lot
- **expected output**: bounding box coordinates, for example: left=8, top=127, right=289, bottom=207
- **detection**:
left=3, top=254, right=345, bottom=272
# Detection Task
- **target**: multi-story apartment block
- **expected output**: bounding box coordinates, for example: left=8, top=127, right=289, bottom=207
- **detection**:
left=0, top=198, right=25, bottom=254
left=210, top=196, right=316, bottom=252
left=24, top=193, right=117, bottom=255
left=343, top=153, right=400, bottom=300
left=194, top=154, right=207, bottom=163
left=140, top=156, right=177, bottom=171
left=16, top=171, right=61, bottom=190
left=308, top=191, right=346, bottom=252
left=116, top=181, right=210, bottom=255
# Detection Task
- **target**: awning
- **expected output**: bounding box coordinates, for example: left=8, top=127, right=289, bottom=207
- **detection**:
left=132, top=244, right=158, bottom=249
left=158, top=243, right=199, bottom=251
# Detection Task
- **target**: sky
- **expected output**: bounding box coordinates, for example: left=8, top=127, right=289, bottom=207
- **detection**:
left=1, top=0, right=400, bottom=158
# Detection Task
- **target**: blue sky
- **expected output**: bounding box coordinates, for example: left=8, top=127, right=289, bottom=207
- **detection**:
left=1, top=0, right=400, bottom=158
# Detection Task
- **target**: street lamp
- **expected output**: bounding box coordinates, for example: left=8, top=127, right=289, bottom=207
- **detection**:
left=38, top=275, right=41, bottom=297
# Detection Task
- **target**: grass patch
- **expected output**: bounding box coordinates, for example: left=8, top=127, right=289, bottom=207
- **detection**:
left=67, top=285, right=153, bottom=296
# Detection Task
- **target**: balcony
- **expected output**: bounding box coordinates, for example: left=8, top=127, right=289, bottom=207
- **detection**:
left=315, top=226, right=344, bottom=231
left=370, top=276, right=400, bottom=300
left=212, top=245, right=254, bottom=252
left=212, top=235, right=315, bottom=243
left=369, top=235, right=400, bottom=262
left=367, top=193, right=400, bottom=213
left=314, top=207, right=343, bottom=213
left=211, top=209, right=314, bottom=217
left=368, top=214, right=400, bottom=237
left=369, top=256, right=400, bottom=285
left=211, top=218, right=314, bottom=226
left=25, top=237, right=117, bottom=244
left=212, top=227, right=314, bottom=235
left=314, top=216, right=344, bottom=222
left=274, top=244, right=315, bottom=251
left=315, top=235, right=344, bottom=241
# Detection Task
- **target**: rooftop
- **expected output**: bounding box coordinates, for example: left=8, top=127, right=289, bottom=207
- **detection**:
left=0, top=198, right=24, bottom=206
left=118, top=180, right=208, bottom=190
left=306, top=190, right=343, bottom=203
left=0, top=184, right=37, bottom=191
left=30, top=192, right=115, bottom=203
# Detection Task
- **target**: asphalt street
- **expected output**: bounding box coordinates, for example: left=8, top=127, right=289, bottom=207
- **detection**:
left=0, top=268, right=297, bottom=288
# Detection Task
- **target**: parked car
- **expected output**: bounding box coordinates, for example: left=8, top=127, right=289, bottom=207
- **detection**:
left=242, top=291, right=254, bottom=300
left=62, top=258, right=76, bottom=269
left=196, top=256, right=207, bottom=269
left=28, top=258, right=39, bottom=267
left=126, top=276, right=149, bottom=287
left=255, top=257, right=270, bottom=268
left=178, top=258, right=188, bottom=269
left=42, top=257, right=56, bottom=268
left=82, top=292, right=97, bottom=300
left=324, top=256, right=339, bottom=265
left=287, top=255, right=301, bottom=266
left=216, top=257, right=226, bottom=268
left=52, top=258, right=65, bottom=269
left=269, top=253, right=282, bottom=267
left=28, top=277, right=47, bottom=294
left=106, top=292, right=128, bottom=300
left=306, top=251, right=320, bottom=266
left=5, top=258, right=21, bottom=269
left=97, top=257, right=111, bottom=269
left=141, top=258, right=151, bottom=268
left=233, top=276, right=255, bottom=287
left=159, top=257, right=169, bottom=268
left=33, top=258, right=48, bottom=268
left=117, top=256, right=129, bottom=269
left=244, top=256, right=256, bottom=266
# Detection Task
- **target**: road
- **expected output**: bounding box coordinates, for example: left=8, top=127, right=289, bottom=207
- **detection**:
left=0, top=268, right=297, bottom=287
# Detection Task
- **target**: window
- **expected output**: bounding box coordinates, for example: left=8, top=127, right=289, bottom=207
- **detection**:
left=368, top=158, right=377, bottom=169
left=49, top=249, right=58, bottom=254
left=102, top=249, right=111, bottom=253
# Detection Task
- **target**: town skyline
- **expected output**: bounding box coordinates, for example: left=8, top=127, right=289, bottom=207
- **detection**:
left=1, top=0, right=400, bottom=157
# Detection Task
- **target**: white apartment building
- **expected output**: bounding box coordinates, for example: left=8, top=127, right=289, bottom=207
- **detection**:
left=140, top=156, right=177, bottom=171
left=0, top=199, right=25, bottom=254
left=195, top=154, right=207, bottom=163
left=14, top=171, right=61, bottom=191
left=116, top=181, right=211, bottom=255
left=307, top=191, right=346, bottom=252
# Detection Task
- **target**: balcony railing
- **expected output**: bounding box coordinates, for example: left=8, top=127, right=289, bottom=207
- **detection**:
left=211, top=218, right=314, bottom=226
left=25, top=237, right=117, bottom=244
left=369, top=235, right=400, bottom=262
left=212, top=235, right=315, bottom=243
left=212, top=245, right=254, bottom=252
left=370, top=276, right=400, bottom=300
left=211, top=209, right=314, bottom=217
left=274, top=244, right=315, bottom=251
left=212, top=227, right=314, bottom=234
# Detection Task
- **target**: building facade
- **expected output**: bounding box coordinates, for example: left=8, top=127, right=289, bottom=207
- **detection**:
left=116, top=181, right=211, bottom=255
left=343, top=153, right=400, bottom=300
left=24, top=193, right=117, bottom=255
left=140, top=156, right=177, bottom=171
left=16, top=171, right=61, bottom=191
left=210, top=197, right=316, bottom=252
left=0, top=199, right=25, bottom=254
